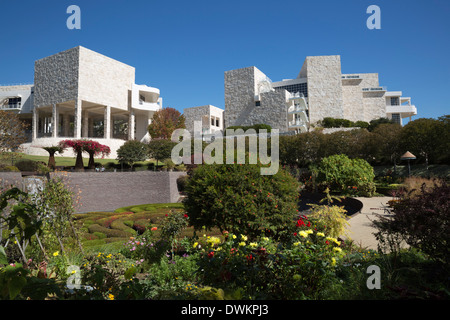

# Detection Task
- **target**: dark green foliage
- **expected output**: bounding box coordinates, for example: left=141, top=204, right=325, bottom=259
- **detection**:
left=373, top=181, right=450, bottom=266
left=116, top=140, right=149, bottom=170
left=148, top=139, right=177, bottom=167
left=183, top=162, right=300, bottom=240
left=314, top=154, right=376, bottom=196
left=14, top=160, right=40, bottom=172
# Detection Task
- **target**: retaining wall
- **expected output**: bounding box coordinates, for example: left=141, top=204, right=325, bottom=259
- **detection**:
left=0, top=171, right=186, bottom=213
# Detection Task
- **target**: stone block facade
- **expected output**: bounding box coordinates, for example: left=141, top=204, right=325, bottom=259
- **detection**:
left=34, top=47, right=80, bottom=108
left=224, top=66, right=288, bottom=132
left=303, top=55, right=344, bottom=123
left=224, top=55, right=415, bottom=130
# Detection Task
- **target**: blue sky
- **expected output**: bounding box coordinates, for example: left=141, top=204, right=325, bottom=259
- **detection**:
left=0, top=0, right=449, bottom=122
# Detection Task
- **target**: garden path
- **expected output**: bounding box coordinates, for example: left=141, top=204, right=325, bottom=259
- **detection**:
left=345, top=196, right=393, bottom=250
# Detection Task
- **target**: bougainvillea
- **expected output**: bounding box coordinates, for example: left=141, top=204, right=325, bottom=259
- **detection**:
left=59, top=140, right=111, bottom=170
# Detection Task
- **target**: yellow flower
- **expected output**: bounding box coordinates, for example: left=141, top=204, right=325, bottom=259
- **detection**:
left=316, top=232, right=325, bottom=237
left=249, top=242, right=258, bottom=248
left=299, top=231, right=308, bottom=238
left=306, top=229, right=313, bottom=234
left=238, top=242, right=246, bottom=247
left=333, top=247, right=342, bottom=253
left=108, top=293, right=115, bottom=300
left=293, top=241, right=300, bottom=246
left=53, top=251, right=59, bottom=257
left=241, top=235, right=248, bottom=241
left=71, top=270, right=76, bottom=274
left=193, top=242, right=199, bottom=248
left=232, top=235, right=237, bottom=239
left=331, top=257, right=336, bottom=266
left=261, top=237, right=269, bottom=241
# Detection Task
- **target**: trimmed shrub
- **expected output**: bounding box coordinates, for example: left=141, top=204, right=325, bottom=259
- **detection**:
left=87, top=223, right=132, bottom=238
left=314, top=154, right=376, bottom=196
left=0, top=165, right=20, bottom=172
left=15, top=159, right=40, bottom=171
left=183, top=162, right=300, bottom=240
left=110, top=219, right=137, bottom=236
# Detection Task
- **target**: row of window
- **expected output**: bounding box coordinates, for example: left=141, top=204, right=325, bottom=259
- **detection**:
left=274, top=82, right=308, bottom=97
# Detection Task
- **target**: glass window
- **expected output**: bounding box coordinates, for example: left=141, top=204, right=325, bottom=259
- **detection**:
left=390, top=97, right=400, bottom=105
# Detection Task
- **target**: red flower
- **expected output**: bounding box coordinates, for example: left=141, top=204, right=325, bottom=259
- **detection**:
left=293, top=232, right=297, bottom=236
left=246, top=254, right=253, bottom=262
left=296, top=219, right=305, bottom=227
left=184, top=214, right=188, bottom=218
left=207, top=251, right=214, bottom=258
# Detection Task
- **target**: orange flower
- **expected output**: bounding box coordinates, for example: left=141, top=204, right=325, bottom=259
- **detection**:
left=151, top=227, right=158, bottom=231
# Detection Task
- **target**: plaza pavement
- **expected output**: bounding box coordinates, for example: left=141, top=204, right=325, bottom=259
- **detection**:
left=344, top=196, right=393, bottom=250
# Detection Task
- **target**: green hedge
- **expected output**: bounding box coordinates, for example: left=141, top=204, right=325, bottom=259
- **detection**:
left=87, top=223, right=133, bottom=238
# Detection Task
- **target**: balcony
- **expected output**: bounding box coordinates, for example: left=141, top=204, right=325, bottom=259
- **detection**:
left=362, top=87, right=387, bottom=92
left=288, top=105, right=307, bottom=114
left=0, top=103, right=22, bottom=110
left=386, top=104, right=417, bottom=117
left=136, top=100, right=161, bottom=111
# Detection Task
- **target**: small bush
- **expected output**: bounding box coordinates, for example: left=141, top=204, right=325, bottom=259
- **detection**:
left=15, top=159, right=40, bottom=171
left=0, top=165, right=20, bottom=172
left=176, top=175, right=189, bottom=192
left=373, top=181, right=450, bottom=266
left=314, top=154, right=375, bottom=196
left=183, top=162, right=300, bottom=240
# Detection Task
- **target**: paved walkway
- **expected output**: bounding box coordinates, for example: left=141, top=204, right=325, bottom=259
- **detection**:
left=344, top=196, right=393, bottom=250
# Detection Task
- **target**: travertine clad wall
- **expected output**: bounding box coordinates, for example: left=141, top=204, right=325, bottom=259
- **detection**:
left=224, top=67, right=288, bottom=132
left=34, top=47, right=80, bottom=107
left=305, top=56, right=344, bottom=123
left=224, top=67, right=255, bottom=128
left=342, top=73, right=386, bottom=122
left=184, top=105, right=210, bottom=134
left=78, top=47, right=135, bottom=110
left=33, top=46, right=135, bottom=110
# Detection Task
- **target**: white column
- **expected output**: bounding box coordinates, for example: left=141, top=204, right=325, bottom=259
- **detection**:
left=89, top=118, right=94, bottom=137
left=128, top=110, right=135, bottom=140
left=104, top=106, right=111, bottom=139
left=32, top=107, right=39, bottom=140
left=74, top=99, right=82, bottom=139
left=63, top=114, right=70, bottom=137
left=82, top=110, right=89, bottom=137
left=52, top=104, right=58, bottom=138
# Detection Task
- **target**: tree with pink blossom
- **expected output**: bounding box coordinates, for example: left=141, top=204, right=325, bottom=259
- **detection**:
left=59, top=140, right=110, bottom=171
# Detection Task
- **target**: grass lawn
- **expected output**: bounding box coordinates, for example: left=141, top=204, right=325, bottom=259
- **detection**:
left=1, top=153, right=156, bottom=169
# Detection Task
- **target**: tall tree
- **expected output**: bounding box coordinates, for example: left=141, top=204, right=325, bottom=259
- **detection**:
left=400, top=118, right=441, bottom=169
left=148, top=139, right=177, bottom=168
left=0, top=110, right=28, bottom=152
left=372, top=123, right=403, bottom=169
left=148, top=107, right=185, bottom=140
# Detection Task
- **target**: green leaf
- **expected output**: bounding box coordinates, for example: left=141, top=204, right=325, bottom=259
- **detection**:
left=0, top=246, right=7, bottom=265
left=124, top=266, right=137, bottom=280
left=9, top=275, right=27, bottom=300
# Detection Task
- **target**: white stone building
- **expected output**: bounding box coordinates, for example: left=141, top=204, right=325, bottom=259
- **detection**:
left=183, top=105, right=224, bottom=141
left=0, top=46, right=162, bottom=158
left=224, top=55, right=417, bottom=133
